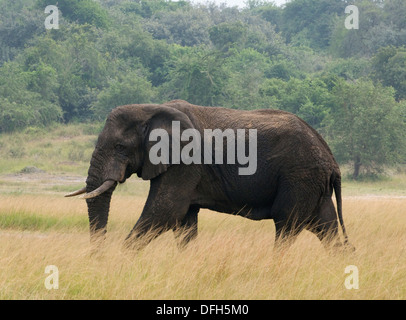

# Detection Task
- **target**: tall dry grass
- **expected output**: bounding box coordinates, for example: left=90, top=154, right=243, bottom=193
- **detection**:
left=0, top=194, right=405, bottom=299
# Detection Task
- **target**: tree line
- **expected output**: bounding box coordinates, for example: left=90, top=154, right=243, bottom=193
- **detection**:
left=0, top=0, right=405, bottom=178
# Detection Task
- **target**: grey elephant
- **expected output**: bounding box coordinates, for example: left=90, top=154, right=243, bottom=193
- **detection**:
left=66, top=100, right=352, bottom=251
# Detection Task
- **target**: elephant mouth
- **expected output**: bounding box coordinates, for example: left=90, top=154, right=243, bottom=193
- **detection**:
left=65, top=180, right=117, bottom=199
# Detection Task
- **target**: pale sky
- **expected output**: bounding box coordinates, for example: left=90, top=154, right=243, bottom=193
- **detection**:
left=189, top=0, right=288, bottom=8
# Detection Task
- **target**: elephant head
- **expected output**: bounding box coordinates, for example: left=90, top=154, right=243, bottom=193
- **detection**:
left=66, top=103, right=195, bottom=242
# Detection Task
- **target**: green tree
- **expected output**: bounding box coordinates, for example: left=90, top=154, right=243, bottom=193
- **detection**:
left=253, top=2, right=283, bottom=32
left=117, top=24, right=171, bottom=86
left=260, top=77, right=331, bottom=129
left=0, top=0, right=44, bottom=64
left=144, top=5, right=212, bottom=47
left=384, top=0, right=406, bottom=30
left=329, top=0, right=400, bottom=57
left=113, top=0, right=189, bottom=19
left=209, top=21, right=247, bottom=52
left=324, top=79, right=405, bottom=179
left=372, top=46, right=406, bottom=101
left=324, top=57, right=371, bottom=81
left=221, top=48, right=273, bottom=109
left=92, top=71, right=156, bottom=120
left=19, top=27, right=109, bottom=121
left=0, top=61, right=62, bottom=132
left=37, top=0, right=111, bottom=29
left=162, top=46, right=227, bottom=106
left=281, top=0, right=345, bottom=49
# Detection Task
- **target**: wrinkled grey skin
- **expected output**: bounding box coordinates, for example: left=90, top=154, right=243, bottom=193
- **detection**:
left=74, top=100, right=352, bottom=251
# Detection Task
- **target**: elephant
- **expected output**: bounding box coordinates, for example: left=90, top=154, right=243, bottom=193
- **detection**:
left=66, top=100, right=352, bottom=251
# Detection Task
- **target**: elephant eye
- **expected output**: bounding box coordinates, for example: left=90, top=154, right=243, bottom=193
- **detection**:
left=115, top=144, right=126, bottom=153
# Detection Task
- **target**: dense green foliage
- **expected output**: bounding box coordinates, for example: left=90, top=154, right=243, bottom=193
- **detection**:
left=0, top=0, right=405, bottom=178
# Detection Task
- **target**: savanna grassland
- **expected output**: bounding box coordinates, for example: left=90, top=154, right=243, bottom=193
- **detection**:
left=0, top=124, right=405, bottom=300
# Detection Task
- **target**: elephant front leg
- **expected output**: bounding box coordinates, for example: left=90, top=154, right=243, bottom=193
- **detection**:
left=123, top=183, right=196, bottom=250
left=123, top=215, right=170, bottom=251
left=124, top=166, right=200, bottom=250
left=173, top=205, right=200, bottom=249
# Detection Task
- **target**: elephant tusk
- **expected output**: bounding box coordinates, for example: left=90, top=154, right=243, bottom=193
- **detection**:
left=64, top=187, right=87, bottom=197
left=79, top=180, right=116, bottom=199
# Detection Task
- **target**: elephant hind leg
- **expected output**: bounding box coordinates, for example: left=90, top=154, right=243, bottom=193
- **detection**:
left=270, top=185, right=316, bottom=250
left=274, top=219, right=304, bottom=250
left=307, top=197, right=343, bottom=250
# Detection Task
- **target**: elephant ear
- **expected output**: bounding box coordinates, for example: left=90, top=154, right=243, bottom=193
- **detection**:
left=141, top=106, right=196, bottom=180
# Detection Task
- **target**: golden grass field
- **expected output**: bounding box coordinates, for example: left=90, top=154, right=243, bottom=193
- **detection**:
left=0, top=124, right=405, bottom=300
left=0, top=176, right=405, bottom=300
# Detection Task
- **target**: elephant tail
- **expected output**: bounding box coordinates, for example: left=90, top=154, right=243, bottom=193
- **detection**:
left=332, top=172, right=350, bottom=246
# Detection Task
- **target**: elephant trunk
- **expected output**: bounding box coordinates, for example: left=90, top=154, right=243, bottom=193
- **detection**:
left=85, top=155, right=116, bottom=244
left=86, top=191, right=113, bottom=243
